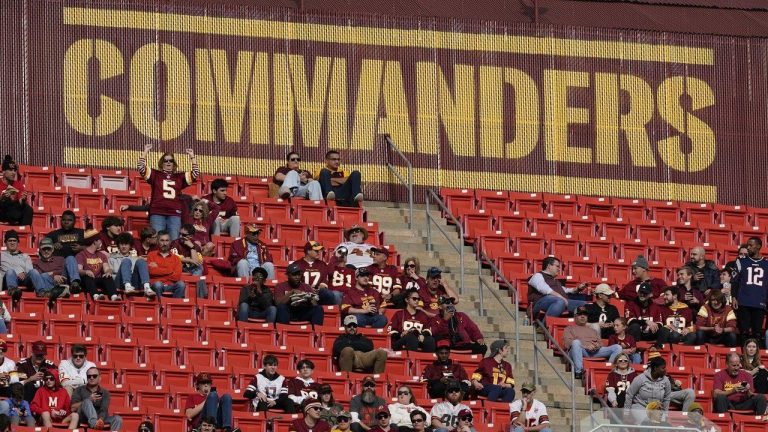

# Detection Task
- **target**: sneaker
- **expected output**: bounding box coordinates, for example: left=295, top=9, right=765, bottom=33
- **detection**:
left=278, top=185, right=292, bottom=199
left=145, top=289, right=156, bottom=299
left=93, top=294, right=100, bottom=301
left=124, top=284, right=137, bottom=294
left=70, top=280, right=82, bottom=294
left=326, top=191, right=335, bottom=201
left=110, top=294, right=120, bottom=301
left=353, top=193, right=364, bottom=203
left=94, top=418, right=105, bottom=430
left=8, top=287, right=21, bottom=302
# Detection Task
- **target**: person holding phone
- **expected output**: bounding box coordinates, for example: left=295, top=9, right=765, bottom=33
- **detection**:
left=713, top=353, right=767, bottom=414
left=71, top=367, right=122, bottom=430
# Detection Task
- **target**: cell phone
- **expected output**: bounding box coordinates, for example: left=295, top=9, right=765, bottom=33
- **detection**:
left=741, top=381, right=748, bottom=387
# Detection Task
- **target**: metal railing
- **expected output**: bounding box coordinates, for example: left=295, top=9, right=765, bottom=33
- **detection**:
left=532, top=319, right=577, bottom=432
left=384, top=135, right=413, bottom=230
left=477, top=250, right=520, bottom=364
left=424, top=189, right=464, bottom=294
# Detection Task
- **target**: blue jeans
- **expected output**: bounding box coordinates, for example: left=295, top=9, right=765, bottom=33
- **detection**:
left=183, top=264, right=208, bottom=298
left=235, top=259, right=275, bottom=280
left=0, top=400, right=36, bottom=427
left=353, top=313, right=388, bottom=328
left=276, top=304, right=324, bottom=325
left=531, top=296, right=587, bottom=321
left=24, top=270, right=56, bottom=295
left=3, top=269, right=37, bottom=290
left=149, top=214, right=181, bottom=240
left=78, top=399, right=123, bottom=430
left=238, top=303, right=277, bottom=322
left=115, top=258, right=150, bottom=289
left=201, top=391, right=233, bottom=429
left=569, top=340, right=622, bottom=374
left=64, top=256, right=81, bottom=283
left=151, top=281, right=186, bottom=298
left=479, top=384, right=515, bottom=402
left=318, top=288, right=342, bottom=305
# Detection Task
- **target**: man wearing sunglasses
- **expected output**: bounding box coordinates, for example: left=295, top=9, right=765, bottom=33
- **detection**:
left=17, top=340, right=57, bottom=402
left=409, top=411, right=428, bottom=432
left=333, top=315, right=388, bottom=373
left=332, top=411, right=353, bottom=432
left=71, top=367, right=123, bottom=430
left=390, top=288, right=435, bottom=352
left=368, top=406, right=396, bottom=432
left=509, top=383, right=551, bottom=432
left=421, top=340, right=471, bottom=399
left=58, top=344, right=97, bottom=395
left=430, top=382, right=470, bottom=432
left=315, top=150, right=363, bottom=207
left=0, top=155, right=32, bottom=226
left=452, top=408, right=476, bottom=432
left=350, top=376, right=386, bottom=432
left=292, top=398, right=330, bottom=432
left=274, top=152, right=322, bottom=200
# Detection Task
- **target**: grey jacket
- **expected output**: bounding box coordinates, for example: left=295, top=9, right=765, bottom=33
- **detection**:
left=0, top=251, right=33, bottom=281
left=623, top=368, right=671, bottom=415
left=71, top=385, right=112, bottom=419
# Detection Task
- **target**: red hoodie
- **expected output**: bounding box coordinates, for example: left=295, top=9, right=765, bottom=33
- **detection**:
left=31, top=369, right=71, bottom=421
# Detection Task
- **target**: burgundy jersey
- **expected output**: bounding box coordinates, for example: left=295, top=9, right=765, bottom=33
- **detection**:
left=132, top=239, right=157, bottom=257
left=607, top=333, right=637, bottom=351
left=328, top=266, right=355, bottom=293
left=471, top=358, right=514, bottom=386
left=98, top=231, right=119, bottom=254
left=365, top=264, right=402, bottom=296
left=275, top=281, right=314, bottom=299
left=171, top=239, right=202, bottom=260
left=295, top=258, right=331, bottom=289
left=388, top=309, right=432, bottom=336
left=625, top=300, right=663, bottom=323
left=341, top=287, right=382, bottom=314
left=202, top=193, right=238, bottom=219
left=290, top=419, right=330, bottom=432
left=421, top=360, right=469, bottom=382
left=695, top=304, right=737, bottom=329
left=605, top=371, right=637, bottom=405
left=143, top=169, right=194, bottom=216
left=419, top=286, right=449, bottom=313
left=281, top=377, right=320, bottom=403
left=654, top=303, right=694, bottom=331
left=76, top=249, right=109, bottom=277
left=189, top=220, right=213, bottom=245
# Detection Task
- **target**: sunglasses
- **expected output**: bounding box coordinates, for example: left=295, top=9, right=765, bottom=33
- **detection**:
left=180, top=232, right=190, bottom=237
left=346, top=323, right=358, bottom=328
left=45, top=376, right=55, bottom=381
left=87, top=374, right=99, bottom=379
left=617, top=359, right=629, bottom=363
left=412, top=419, right=425, bottom=423
left=448, top=389, right=461, bottom=393
left=290, top=157, right=301, bottom=162
left=163, top=158, right=175, bottom=163
left=409, top=297, right=420, bottom=301
left=73, top=354, right=85, bottom=359
left=363, top=383, right=376, bottom=388
left=397, top=391, right=411, bottom=396
left=308, top=407, right=321, bottom=411
left=460, top=416, right=473, bottom=422
left=405, top=264, right=416, bottom=268
left=192, top=208, right=203, bottom=212
left=377, top=414, right=390, bottom=419
left=337, top=417, right=350, bottom=423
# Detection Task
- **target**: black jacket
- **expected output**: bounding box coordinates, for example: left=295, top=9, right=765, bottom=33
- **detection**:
left=332, top=333, right=374, bottom=358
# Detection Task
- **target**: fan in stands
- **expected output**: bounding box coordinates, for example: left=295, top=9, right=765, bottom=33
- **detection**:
left=0, top=155, right=32, bottom=226
left=274, top=152, right=323, bottom=201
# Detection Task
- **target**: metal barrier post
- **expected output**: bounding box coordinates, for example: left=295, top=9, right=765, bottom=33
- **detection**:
left=384, top=135, right=413, bottom=230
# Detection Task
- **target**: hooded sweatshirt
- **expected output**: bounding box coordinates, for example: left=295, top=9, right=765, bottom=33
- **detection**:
left=244, top=369, right=285, bottom=407
left=0, top=250, right=33, bottom=281
left=623, top=368, right=671, bottom=415
left=31, top=369, right=71, bottom=420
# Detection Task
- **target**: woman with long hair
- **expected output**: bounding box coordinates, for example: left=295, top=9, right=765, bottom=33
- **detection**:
left=604, top=353, right=637, bottom=408
left=188, top=200, right=216, bottom=256
left=741, top=338, right=768, bottom=394
left=317, top=384, right=345, bottom=426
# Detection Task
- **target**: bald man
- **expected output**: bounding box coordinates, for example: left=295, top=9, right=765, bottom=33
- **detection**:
left=685, top=247, right=721, bottom=294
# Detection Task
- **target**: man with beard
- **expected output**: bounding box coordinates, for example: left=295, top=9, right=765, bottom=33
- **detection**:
left=46, top=210, right=84, bottom=291
left=428, top=300, right=486, bottom=354
left=509, top=384, right=551, bottom=432
left=76, top=229, right=119, bottom=301
left=366, top=247, right=402, bottom=308
left=341, top=267, right=387, bottom=328
left=389, top=288, right=435, bottom=352
left=281, top=359, right=321, bottom=414
left=275, top=263, right=323, bottom=325
left=349, top=376, right=386, bottom=432
left=236, top=267, right=276, bottom=323
left=582, top=283, right=620, bottom=338
left=618, top=256, right=666, bottom=302
left=333, top=315, right=388, bottom=374
left=335, top=226, right=375, bottom=269
left=430, top=382, right=471, bottom=432
left=421, top=340, right=471, bottom=398
left=292, top=398, right=330, bottom=432
left=527, top=257, right=588, bottom=321
left=418, top=268, right=459, bottom=318
left=733, top=237, right=768, bottom=345
left=691, top=290, right=737, bottom=347
left=146, top=231, right=185, bottom=298
left=654, top=287, right=694, bottom=347
left=685, top=246, right=721, bottom=294
left=625, top=283, right=664, bottom=343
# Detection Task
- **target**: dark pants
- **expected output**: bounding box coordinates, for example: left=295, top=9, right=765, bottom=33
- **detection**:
left=738, top=306, right=766, bottom=346
left=276, top=304, right=324, bottom=325
left=255, top=395, right=296, bottom=413
left=0, top=199, right=32, bottom=225
left=654, top=327, right=685, bottom=347
left=627, top=322, right=659, bottom=342
left=392, top=332, right=436, bottom=352
left=694, top=330, right=738, bottom=347
left=453, top=342, right=487, bottom=355
left=713, top=394, right=767, bottom=414
left=319, top=169, right=362, bottom=206
left=81, top=275, right=117, bottom=298
left=479, top=384, right=515, bottom=402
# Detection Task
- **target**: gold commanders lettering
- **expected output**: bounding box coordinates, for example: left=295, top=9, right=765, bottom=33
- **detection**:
left=63, top=39, right=715, bottom=174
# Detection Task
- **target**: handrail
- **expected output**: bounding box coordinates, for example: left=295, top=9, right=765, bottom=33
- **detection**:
left=425, top=189, right=464, bottom=294
left=533, top=319, right=577, bottom=432
left=588, top=389, right=624, bottom=427
left=384, top=135, right=413, bottom=230
left=477, top=250, right=520, bottom=364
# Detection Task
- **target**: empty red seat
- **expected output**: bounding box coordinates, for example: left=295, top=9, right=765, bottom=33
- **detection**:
left=476, top=190, right=510, bottom=212
left=101, top=338, right=141, bottom=364
left=577, top=196, right=613, bottom=218
left=544, top=193, right=578, bottom=215
left=142, top=340, right=178, bottom=365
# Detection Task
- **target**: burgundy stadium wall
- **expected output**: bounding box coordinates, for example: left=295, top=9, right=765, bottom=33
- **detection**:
left=1, top=1, right=767, bottom=205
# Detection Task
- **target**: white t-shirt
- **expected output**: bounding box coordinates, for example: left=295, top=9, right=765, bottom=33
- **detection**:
left=388, top=402, right=429, bottom=428
left=430, top=402, right=470, bottom=429
left=59, top=358, right=98, bottom=389
left=510, top=399, right=549, bottom=427
left=336, top=241, right=375, bottom=268
left=0, top=356, right=16, bottom=373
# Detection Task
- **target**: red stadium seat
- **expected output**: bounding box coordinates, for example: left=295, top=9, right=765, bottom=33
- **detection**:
left=101, top=338, right=141, bottom=364
left=218, top=342, right=256, bottom=369
left=161, top=298, right=198, bottom=321
left=142, top=340, right=178, bottom=365
left=294, top=200, right=330, bottom=223
left=493, top=210, right=528, bottom=233
left=544, top=193, right=577, bottom=216
left=240, top=322, right=278, bottom=346
left=124, top=317, right=161, bottom=341
left=132, top=384, right=174, bottom=410
left=509, top=192, right=544, bottom=214
left=85, top=316, right=123, bottom=339
left=578, top=196, right=613, bottom=218
left=476, top=190, right=510, bottom=212
left=69, top=187, right=107, bottom=210
left=680, top=202, right=715, bottom=225
left=157, top=364, right=196, bottom=388
left=56, top=167, right=92, bottom=189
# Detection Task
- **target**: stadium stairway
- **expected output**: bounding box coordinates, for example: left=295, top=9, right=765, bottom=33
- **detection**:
left=365, top=201, right=594, bottom=430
